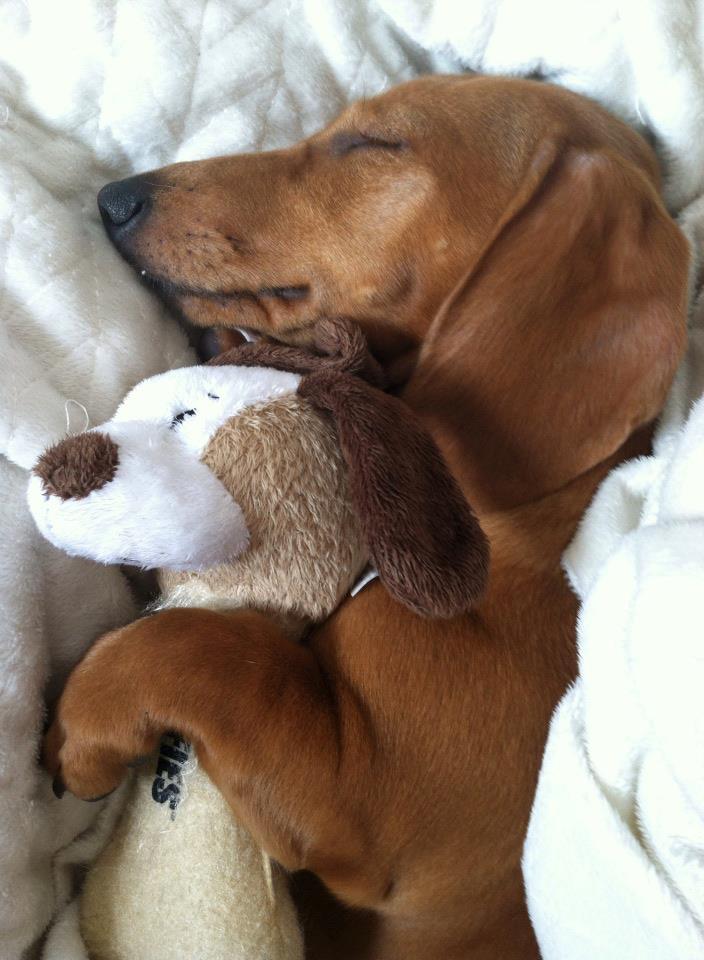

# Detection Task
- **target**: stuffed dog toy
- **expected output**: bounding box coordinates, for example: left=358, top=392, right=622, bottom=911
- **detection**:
left=28, top=324, right=488, bottom=960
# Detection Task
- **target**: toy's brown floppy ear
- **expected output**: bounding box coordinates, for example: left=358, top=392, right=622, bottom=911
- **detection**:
left=210, top=318, right=384, bottom=387
left=299, top=371, right=489, bottom=618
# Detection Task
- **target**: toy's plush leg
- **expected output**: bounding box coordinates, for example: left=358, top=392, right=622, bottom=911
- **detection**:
left=43, top=608, right=377, bottom=904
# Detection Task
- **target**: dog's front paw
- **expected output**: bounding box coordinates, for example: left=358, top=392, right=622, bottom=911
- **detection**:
left=42, top=627, right=160, bottom=801
left=42, top=718, right=131, bottom=801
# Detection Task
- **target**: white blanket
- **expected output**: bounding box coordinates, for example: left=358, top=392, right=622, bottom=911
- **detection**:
left=522, top=255, right=704, bottom=957
left=2, top=2, right=704, bottom=957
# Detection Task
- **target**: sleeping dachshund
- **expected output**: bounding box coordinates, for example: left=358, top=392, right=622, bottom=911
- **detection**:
left=43, top=75, right=689, bottom=959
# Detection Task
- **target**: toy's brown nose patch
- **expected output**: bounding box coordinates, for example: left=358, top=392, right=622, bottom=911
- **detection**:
left=34, top=431, right=119, bottom=500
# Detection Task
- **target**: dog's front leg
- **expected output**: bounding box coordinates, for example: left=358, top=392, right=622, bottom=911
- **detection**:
left=42, top=607, right=378, bottom=903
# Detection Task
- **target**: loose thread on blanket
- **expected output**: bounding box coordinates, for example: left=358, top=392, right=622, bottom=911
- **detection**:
left=262, top=848, right=276, bottom=907
left=634, top=96, right=646, bottom=125
left=64, top=399, right=90, bottom=435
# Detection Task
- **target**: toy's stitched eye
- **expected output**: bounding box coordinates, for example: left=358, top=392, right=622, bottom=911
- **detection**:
left=207, top=393, right=220, bottom=400
left=171, top=408, right=196, bottom=428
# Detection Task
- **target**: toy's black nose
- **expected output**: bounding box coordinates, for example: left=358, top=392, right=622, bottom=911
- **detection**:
left=97, top=174, right=153, bottom=232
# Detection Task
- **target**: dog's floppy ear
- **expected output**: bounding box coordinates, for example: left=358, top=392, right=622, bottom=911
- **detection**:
left=405, top=142, right=689, bottom=510
left=210, top=317, right=384, bottom=386
left=298, top=371, right=489, bottom=618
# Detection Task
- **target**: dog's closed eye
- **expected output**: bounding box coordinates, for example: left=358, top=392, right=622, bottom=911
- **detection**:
left=330, top=131, right=407, bottom=156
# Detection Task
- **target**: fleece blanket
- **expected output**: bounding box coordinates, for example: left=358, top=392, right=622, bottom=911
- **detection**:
left=521, top=237, right=704, bottom=957
left=1, top=2, right=704, bottom=958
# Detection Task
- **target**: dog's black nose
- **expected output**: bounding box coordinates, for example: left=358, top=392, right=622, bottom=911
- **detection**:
left=97, top=175, right=153, bottom=230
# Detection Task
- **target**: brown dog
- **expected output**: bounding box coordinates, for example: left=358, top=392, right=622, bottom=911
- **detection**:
left=44, top=76, right=689, bottom=959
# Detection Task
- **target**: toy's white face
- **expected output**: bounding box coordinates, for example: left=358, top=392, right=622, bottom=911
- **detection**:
left=27, top=365, right=301, bottom=570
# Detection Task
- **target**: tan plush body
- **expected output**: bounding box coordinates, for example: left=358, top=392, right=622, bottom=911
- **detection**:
left=81, top=739, right=303, bottom=960
left=77, top=393, right=365, bottom=960
left=31, top=327, right=487, bottom=960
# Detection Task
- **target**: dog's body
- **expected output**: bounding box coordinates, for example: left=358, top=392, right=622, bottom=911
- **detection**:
left=44, top=76, right=689, bottom=958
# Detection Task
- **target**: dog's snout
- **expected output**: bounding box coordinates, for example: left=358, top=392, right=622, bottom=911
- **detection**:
left=34, top=431, right=120, bottom=501
left=97, top=175, right=153, bottom=232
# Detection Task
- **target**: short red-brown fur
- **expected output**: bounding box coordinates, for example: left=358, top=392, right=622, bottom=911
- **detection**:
left=43, top=75, right=689, bottom=959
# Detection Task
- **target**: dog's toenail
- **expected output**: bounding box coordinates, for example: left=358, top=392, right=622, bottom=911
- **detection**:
left=85, top=790, right=116, bottom=803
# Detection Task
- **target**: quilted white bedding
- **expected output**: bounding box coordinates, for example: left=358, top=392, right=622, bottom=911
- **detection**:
left=1, top=2, right=704, bottom=957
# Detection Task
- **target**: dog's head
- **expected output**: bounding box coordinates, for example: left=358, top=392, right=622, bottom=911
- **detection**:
left=27, top=329, right=488, bottom=620
left=98, top=74, right=500, bottom=362
left=96, top=75, right=690, bottom=510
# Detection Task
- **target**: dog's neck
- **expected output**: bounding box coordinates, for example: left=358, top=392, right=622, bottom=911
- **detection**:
left=473, top=424, right=653, bottom=570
